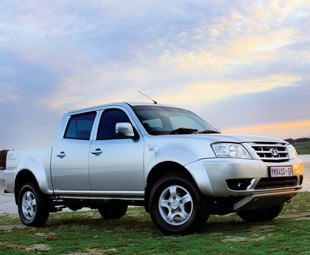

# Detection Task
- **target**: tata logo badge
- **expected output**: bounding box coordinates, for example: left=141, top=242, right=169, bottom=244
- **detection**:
left=270, top=148, right=278, bottom=157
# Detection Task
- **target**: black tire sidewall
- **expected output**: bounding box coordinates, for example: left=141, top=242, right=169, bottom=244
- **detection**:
left=18, top=182, right=49, bottom=227
left=149, top=173, right=208, bottom=235
left=98, top=204, right=128, bottom=219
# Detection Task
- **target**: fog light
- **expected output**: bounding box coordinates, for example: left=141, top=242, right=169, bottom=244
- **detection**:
left=226, top=179, right=253, bottom=190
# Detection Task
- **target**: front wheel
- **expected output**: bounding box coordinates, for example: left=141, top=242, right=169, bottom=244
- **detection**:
left=149, top=173, right=209, bottom=235
left=18, top=182, right=49, bottom=227
left=236, top=203, right=284, bottom=222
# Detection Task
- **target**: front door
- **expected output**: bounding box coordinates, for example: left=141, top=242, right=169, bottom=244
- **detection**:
left=89, top=108, right=144, bottom=191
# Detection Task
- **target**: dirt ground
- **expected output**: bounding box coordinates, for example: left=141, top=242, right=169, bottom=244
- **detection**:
left=0, top=155, right=309, bottom=214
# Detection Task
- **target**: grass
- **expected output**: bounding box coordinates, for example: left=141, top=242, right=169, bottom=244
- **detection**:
left=1, top=192, right=310, bottom=254
left=294, top=141, right=310, bottom=155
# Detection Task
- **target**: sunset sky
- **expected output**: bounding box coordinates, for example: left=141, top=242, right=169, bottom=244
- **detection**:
left=0, top=0, right=309, bottom=150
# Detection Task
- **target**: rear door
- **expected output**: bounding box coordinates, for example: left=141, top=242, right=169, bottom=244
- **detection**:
left=52, top=112, right=96, bottom=190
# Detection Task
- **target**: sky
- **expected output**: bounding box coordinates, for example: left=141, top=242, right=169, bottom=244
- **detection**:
left=0, top=0, right=310, bottom=150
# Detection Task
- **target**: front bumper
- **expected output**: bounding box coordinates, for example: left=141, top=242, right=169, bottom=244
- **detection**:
left=186, top=157, right=304, bottom=211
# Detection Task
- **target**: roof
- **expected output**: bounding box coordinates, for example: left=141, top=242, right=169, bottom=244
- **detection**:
left=65, top=102, right=178, bottom=115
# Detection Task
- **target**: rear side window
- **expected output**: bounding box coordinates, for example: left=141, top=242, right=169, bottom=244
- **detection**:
left=64, top=112, right=96, bottom=140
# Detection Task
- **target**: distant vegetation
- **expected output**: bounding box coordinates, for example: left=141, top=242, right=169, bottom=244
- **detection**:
left=0, top=150, right=8, bottom=169
left=285, top=137, right=310, bottom=145
left=285, top=137, right=310, bottom=155
left=292, top=142, right=310, bottom=155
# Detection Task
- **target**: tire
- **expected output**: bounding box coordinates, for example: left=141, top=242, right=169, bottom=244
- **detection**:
left=18, top=182, right=49, bottom=227
left=149, top=172, right=209, bottom=235
left=236, top=203, right=284, bottom=222
left=98, top=204, right=128, bottom=219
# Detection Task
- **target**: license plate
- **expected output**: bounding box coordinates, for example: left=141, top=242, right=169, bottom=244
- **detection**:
left=270, top=166, right=293, bottom=178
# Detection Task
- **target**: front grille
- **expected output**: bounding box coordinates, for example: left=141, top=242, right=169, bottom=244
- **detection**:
left=249, top=143, right=289, bottom=162
left=255, top=176, right=298, bottom=190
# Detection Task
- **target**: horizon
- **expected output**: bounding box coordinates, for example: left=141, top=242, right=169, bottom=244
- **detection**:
left=0, top=1, right=309, bottom=150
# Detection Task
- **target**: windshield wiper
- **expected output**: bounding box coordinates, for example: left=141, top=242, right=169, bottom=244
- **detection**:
left=199, top=130, right=220, bottom=134
left=170, top=128, right=198, bottom=134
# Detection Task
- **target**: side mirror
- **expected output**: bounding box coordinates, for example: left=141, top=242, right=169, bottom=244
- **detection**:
left=115, top=123, right=135, bottom=137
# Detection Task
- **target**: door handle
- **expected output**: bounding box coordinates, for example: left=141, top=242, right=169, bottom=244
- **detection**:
left=91, top=149, right=103, bottom=155
left=56, top=151, right=66, bottom=157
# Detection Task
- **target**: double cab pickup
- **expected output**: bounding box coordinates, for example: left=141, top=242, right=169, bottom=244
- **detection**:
left=4, top=102, right=304, bottom=234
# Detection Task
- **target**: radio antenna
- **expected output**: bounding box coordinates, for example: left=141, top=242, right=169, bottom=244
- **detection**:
left=138, top=90, right=157, bottom=104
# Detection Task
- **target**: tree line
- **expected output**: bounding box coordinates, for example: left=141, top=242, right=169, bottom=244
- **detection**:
left=285, top=137, right=310, bottom=144
left=0, top=150, right=9, bottom=168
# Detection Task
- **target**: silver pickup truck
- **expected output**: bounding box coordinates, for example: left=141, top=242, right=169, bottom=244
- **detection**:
left=4, top=102, right=304, bottom=234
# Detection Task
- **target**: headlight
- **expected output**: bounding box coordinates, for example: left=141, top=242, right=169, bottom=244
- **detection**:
left=287, top=144, right=298, bottom=159
left=212, top=143, right=252, bottom=159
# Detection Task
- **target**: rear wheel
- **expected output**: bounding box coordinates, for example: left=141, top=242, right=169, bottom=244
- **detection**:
left=236, top=203, right=284, bottom=222
left=18, top=182, right=49, bottom=227
left=98, top=204, right=128, bottom=219
left=149, top=172, right=209, bottom=235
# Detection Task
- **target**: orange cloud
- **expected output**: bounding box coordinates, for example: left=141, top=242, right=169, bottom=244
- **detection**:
left=223, top=120, right=310, bottom=139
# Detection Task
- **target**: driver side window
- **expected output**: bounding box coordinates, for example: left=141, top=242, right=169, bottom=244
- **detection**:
left=97, top=109, right=131, bottom=140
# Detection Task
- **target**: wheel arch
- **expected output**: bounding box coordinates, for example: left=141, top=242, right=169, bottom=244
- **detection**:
left=14, top=169, right=39, bottom=204
left=144, top=161, right=196, bottom=212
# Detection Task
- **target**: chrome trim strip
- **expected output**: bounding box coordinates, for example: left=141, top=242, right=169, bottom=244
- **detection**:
left=59, top=196, right=144, bottom=201
left=53, top=190, right=144, bottom=198
left=248, top=143, right=287, bottom=147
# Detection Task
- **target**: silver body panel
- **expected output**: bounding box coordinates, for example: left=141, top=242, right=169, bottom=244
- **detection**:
left=89, top=138, right=144, bottom=191
left=52, top=139, right=92, bottom=190
left=5, top=147, right=54, bottom=194
left=4, top=102, right=304, bottom=211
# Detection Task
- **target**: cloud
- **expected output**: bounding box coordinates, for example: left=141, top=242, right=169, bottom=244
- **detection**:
left=224, top=120, right=310, bottom=139
left=227, top=120, right=310, bottom=132
left=1, top=0, right=310, bottom=149
left=196, top=79, right=310, bottom=130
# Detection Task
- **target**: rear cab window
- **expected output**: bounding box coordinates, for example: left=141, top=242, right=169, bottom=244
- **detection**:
left=64, top=112, right=97, bottom=140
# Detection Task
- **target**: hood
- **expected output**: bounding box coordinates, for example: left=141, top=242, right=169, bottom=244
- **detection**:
left=170, top=134, right=287, bottom=144
left=193, top=133, right=287, bottom=144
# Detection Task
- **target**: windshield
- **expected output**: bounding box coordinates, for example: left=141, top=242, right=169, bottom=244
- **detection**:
left=132, top=106, right=219, bottom=135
